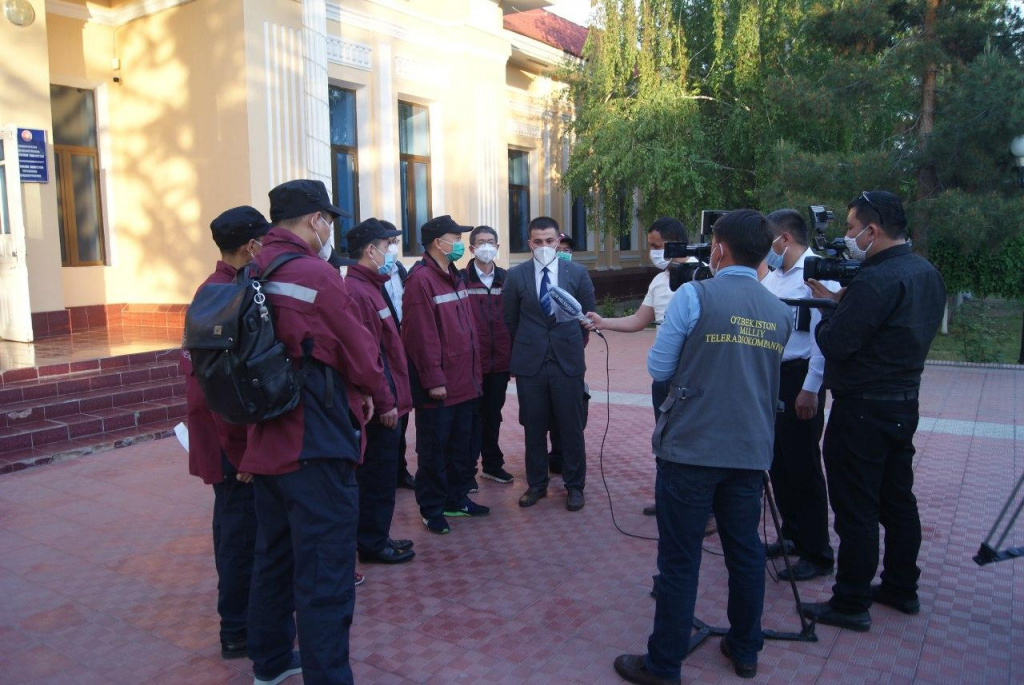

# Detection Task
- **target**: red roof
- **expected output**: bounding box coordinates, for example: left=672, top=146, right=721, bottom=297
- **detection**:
left=503, top=9, right=588, bottom=58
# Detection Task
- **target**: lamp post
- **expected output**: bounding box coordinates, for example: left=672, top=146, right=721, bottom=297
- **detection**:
left=1015, top=136, right=1024, bottom=364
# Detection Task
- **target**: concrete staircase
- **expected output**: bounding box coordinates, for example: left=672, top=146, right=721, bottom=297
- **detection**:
left=0, top=349, right=185, bottom=475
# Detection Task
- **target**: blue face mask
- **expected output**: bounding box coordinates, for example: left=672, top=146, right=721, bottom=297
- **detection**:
left=557, top=251, right=572, bottom=262
left=764, top=237, right=786, bottom=270
left=372, top=245, right=395, bottom=275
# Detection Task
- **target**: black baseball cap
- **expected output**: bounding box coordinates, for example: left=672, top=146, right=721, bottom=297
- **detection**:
left=210, top=206, right=272, bottom=251
left=346, top=218, right=402, bottom=253
left=268, top=179, right=351, bottom=222
left=558, top=233, right=576, bottom=250
left=421, top=215, right=471, bottom=245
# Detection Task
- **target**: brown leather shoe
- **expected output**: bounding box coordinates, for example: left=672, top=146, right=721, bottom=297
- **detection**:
left=518, top=487, right=547, bottom=507
left=566, top=489, right=584, bottom=511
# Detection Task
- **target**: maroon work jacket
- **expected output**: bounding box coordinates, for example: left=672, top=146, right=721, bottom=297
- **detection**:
left=460, top=262, right=511, bottom=375
left=344, top=263, right=413, bottom=419
left=401, top=254, right=482, bottom=407
left=241, top=228, right=388, bottom=475
left=181, top=261, right=248, bottom=484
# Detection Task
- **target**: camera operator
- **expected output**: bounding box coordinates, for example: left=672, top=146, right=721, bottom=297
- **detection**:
left=760, top=209, right=838, bottom=581
left=803, top=191, right=945, bottom=632
left=614, top=210, right=793, bottom=684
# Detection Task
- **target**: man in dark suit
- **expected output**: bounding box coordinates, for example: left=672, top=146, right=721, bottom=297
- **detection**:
left=503, top=216, right=596, bottom=512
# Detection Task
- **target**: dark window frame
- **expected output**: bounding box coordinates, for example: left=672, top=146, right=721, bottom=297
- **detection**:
left=398, top=100, right=432, bottom=256
left=328, top=86, right=359, bottom=249
left=508, top=148, right=530, bottom=253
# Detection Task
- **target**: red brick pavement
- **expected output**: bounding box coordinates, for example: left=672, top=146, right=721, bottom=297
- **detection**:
left=1, top=329, right=1022, bottom=683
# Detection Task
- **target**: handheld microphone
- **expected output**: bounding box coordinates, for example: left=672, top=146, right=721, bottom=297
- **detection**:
left=548, top=285, right=605, bottom=338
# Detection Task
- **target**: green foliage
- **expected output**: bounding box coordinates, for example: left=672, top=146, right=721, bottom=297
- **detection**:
left=597, top=295, right=618, bottom=319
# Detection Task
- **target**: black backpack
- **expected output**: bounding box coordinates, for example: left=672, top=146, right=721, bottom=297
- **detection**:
left=184, top=253, right=308, bottom=424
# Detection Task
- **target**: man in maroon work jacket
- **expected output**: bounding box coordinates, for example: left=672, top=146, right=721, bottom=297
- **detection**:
left=401, top=215, right=486, bottom=535
left=343, top=218, right=416, bottom=565
left=461, top=225, right=514, bottom=486
left=242, top=179, right=387, bottom=685
left=182, top=206, right=269, bottom=661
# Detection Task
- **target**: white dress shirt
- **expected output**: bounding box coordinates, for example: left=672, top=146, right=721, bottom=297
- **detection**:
left=384, top=262, right=405, bottom=323
left=760, top=247, right=839, bottom=394
left=534, top=255, right=559, bottom=298
left=475, top=261, right=495, bottom=289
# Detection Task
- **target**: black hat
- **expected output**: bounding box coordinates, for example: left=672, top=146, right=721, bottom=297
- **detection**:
left=421, top=215, right=471, bottom=245
left=345, top=218, right=402, bottom=253
left=210, top=206, right=272, bottom=251
left=268, top=179, right=351, bottom=222
left=558, top=233, right=576, bottom=250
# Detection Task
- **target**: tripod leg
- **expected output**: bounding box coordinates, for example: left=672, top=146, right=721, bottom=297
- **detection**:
left=763, top=472, right=814, bottom=635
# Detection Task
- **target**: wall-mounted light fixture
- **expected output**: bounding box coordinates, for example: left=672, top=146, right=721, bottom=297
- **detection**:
left=3, top=0, right=36, bottom=27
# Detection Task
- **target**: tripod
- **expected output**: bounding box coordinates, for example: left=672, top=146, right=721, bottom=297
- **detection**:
left=686, top=472, right=817, bottom=655
left=974, top=468, right=1024, bottom=566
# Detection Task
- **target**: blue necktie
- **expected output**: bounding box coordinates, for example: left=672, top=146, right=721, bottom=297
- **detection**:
left=540, top=266, right=552, bottom=316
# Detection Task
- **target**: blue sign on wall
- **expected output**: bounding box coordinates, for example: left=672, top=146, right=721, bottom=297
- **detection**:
left=17, top=128, right=48, bottom=183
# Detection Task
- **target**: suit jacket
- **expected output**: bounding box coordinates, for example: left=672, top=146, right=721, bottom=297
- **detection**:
left=503, top=258, right=595, bottom=377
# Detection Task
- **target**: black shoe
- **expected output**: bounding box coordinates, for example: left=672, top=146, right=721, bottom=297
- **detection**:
left=359, top=545, right=416, bottom=564
left=519, top=487, right=547, bottom=507
left=388, top=537, right=414, bottom=552
left=719, top=639, right=757, bottom=679
left=220, top=637, right=247, bottom=660
left=642, top=505, right=657, bottom=516
left=800, top=601, right=871, bottom=632
left=765, top=539, right=795, bottom=559
left=612, top=654, right=680, bottom=685
left=481, top=468, right=514, bottom=484
left=566, top=489, right=585, bottom=512
left=871, top=584, right=921, bottom=615
left=778, top=559, right=833, bottom=582
left=397, top=472, right=416, bottom=490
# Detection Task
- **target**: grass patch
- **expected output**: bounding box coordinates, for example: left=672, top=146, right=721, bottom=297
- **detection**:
left=928, top=298, right=1022, bottom=364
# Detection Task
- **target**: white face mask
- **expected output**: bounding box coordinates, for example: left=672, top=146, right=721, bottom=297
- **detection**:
left=709, top=243, right=724, bottom=276
left=649, top=249, right=671, bottom=270
left=533, top=245, right=557, bottom=266
left=474, top=244, right=498, bottom=264
left=764, top=236, right=786, bottom=270
left=844, top=226, right=872, bottom=262
left=386, top=242, right=400, bottom=272
left=313, top=215, right=333, bottom=261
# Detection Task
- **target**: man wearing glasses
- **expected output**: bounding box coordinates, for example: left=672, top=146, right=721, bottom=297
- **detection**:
left=805, top=190, right=945, bottom=632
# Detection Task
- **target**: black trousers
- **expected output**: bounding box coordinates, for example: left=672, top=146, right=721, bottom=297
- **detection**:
left=519, top=360, right=586, bottom=490
left=356, top=420, right=401, bottom=553
left=211, top=454, right=256, bottom=643
left=769, top=362, right=833, bottom=567
left=414, top=399, right=479, bottom=517
left=472, top=371, right=510, bottom=474
left=396, top=414, right=411, bottom=479
left=823, top=396, right=922, bottom=613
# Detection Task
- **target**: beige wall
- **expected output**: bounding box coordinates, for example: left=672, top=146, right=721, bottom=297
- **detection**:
left=0, top=0, right=64, bottom=313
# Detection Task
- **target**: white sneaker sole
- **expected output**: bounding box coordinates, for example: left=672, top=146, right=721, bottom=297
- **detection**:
left=480, top=473, right=514, bottom=484
left=254, top=666, right=302, bottom=685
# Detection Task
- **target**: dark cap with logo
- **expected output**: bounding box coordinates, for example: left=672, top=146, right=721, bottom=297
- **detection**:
left=420, top=215, right=471, bottom=245
left=210, top=206, right=272, bottom=251
left=346, top=218, right=402, bottom=253
left=268, top=179, right=351, bottom=222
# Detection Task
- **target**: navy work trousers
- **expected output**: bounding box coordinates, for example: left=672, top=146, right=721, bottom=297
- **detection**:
left=823, top=397, right=922, bottom=613
left=211, top=453, right=256, bottom=643
left=357, top=420, right=401, bottom=553
left=414, top=398, right=479, bottom=517
left=645, top=461, right=765, bottom=680
left=247, top=459, right=358, bottom=685
left=472, top=371, right=510, bottom=474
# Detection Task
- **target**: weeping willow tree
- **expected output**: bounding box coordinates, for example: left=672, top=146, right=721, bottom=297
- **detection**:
left=560, top=0, right=711, bottom=236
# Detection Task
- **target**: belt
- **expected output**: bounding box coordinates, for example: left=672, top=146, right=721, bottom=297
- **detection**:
left=843, top=390, right=918, bottom=402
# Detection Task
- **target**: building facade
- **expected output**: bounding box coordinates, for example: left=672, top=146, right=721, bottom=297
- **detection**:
left=0, top=0, right=649, bottom=343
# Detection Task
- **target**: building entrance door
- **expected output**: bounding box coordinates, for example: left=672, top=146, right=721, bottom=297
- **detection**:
left=0, top=126, right=34, bottom=342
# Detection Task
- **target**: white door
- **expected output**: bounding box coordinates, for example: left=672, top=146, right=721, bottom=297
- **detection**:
left=0, top=126, right=33, bottom=342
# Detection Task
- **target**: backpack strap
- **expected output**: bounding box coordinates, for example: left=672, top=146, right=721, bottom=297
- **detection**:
left=260, top=252, right=306, bottom=280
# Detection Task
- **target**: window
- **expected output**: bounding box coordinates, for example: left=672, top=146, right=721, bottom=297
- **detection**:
left=398, top=101, right=431, bottom=255
left=329, top=86, right=358, bottom=250
left=508, top=149, right=530, bottom=253
left=50, top=85, right=105, bottom=266
left=0, top=142, right=10, bottom=236
left=570, top=197, right=587, bottom=252
left=616, top=189, right=632, bottom=251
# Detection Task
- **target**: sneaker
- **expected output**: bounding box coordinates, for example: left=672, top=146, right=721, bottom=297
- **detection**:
left=468, top=481, right=479, bottom=494
left=444, top=500, right=491, bottom=517
left=254, top=651, right=302, bottom=685
left=354, top=571, right=365, bottom=586
left=423, top=515, right=451, bottom=534
left=481, top=468, right=514, bottom=484
left=765, top=538, right=795, bottom=559
left=221, top=636, right=247, bottom=660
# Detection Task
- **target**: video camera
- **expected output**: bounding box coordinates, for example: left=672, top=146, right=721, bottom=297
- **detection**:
left=663, top=210, right=727, bottom=291
left=803, top=204, right=861, bottom=286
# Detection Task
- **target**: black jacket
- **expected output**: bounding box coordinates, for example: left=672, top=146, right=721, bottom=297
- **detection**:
left=816, top=243, right=946, bottom=396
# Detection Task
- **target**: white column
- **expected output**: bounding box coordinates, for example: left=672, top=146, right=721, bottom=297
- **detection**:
left=476, top=88, right=499, bottom=228
left=377, top=43, right=398, bottom=220
left=263, top=21, right=307, bottom=187
left=302, top=0, right=330, bottom=184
